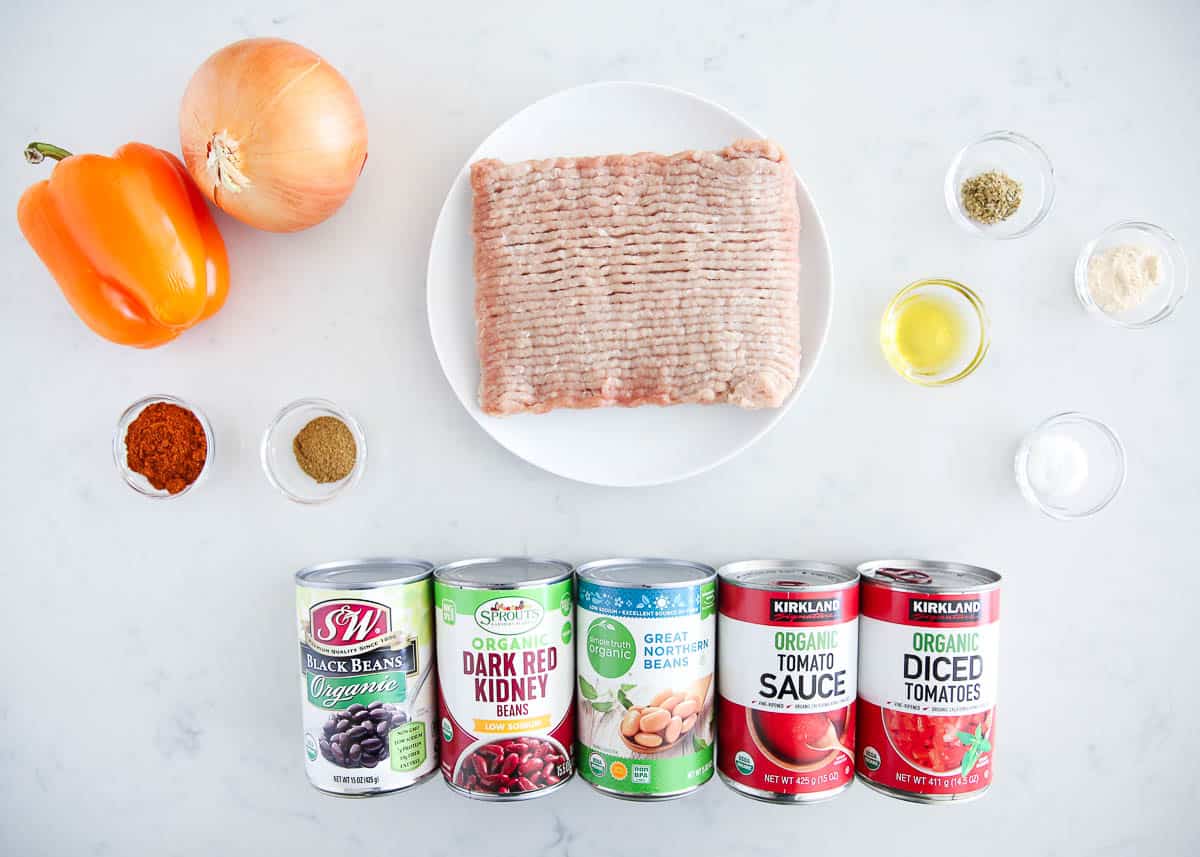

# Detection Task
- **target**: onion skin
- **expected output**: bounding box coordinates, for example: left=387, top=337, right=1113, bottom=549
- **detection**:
left=179, top=38, right=367, bottom=233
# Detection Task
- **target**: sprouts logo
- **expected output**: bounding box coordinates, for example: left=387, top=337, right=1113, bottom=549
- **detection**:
left=908, top=597, right=982, bottom=624
left=770, top=597, right=841, bottom=624
left=310, top=600, right=392, bottom=648
left=474, top=597, right=544, bottom=635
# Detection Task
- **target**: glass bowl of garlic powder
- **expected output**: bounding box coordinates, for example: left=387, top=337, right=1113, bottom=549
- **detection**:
left=1075, top=221, right=1188, bottom=328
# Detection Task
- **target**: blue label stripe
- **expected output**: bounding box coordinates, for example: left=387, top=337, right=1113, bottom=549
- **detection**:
left=577, top=582, right=700, bottom=618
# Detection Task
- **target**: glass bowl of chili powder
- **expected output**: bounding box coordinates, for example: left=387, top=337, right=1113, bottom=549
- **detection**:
left=114, top=395, right=213, bottom=498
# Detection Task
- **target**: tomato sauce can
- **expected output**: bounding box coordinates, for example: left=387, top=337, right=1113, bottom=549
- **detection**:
left=575, top=558, right=717, bottom=801
left=433, top=558, right=576, bottom=800
left=295, top=558, right=439, bottom=797
left=717, top=561, right=859, bottom=803
left=856, top=560, right=1001, bottom=804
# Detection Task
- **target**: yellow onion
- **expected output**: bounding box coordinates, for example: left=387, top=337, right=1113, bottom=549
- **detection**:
left=179, top=38, right=367, bottom=233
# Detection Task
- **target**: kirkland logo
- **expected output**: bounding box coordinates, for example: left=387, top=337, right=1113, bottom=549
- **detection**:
left=770, top=597, right=841, bottom=623
left=908, top=597, right=982, bottom=623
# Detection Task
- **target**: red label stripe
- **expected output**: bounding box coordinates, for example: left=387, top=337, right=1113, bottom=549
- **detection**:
left=719, top=582, right=858, bottom=627
left=860, top=584, right=1000, bottom=626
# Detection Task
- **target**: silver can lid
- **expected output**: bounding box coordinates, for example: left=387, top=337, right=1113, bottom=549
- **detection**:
left=576, top=558, right=715, bottom=589
left=295, top=557, right=433, bottom=590
left=433, top=557, right=573, bottom=589
left=858, top=559, right=1001, bottom=594
left=718, top=560, right=858, bottom=591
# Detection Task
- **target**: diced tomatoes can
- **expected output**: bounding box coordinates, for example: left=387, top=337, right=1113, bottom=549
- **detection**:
left=716, top=560, right=859, bottom=803
left=433, top=558, right=576, bottom=800
left=855, top=560, right=1001, bottom=804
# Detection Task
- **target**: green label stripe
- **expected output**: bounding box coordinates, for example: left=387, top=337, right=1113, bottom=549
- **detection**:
left=306, top=670, right=407, bottom=710
left=389, top=721, right=427, bottom=772
left=700, top=580, right=717, bottom=619
left=578, top=744, right=713, bottom=794
left=434, top=580, right=572, bottom=614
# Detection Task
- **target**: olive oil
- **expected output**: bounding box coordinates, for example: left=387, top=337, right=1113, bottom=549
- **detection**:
left=882, top=292, right=967, bottom=377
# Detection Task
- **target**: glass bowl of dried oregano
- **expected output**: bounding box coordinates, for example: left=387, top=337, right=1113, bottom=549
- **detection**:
left=944, top=130, right=1055, bottom=239
left=261, top=398, right=366, bottom=504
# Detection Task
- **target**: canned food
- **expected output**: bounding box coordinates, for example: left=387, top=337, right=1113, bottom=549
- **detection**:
left=716, top=561, right=859, bottom=803
left=575, top=558, right=717, bottom=800
left=855, top=560, right=1001, bottom=804
left=433, top=558, right=575, bottom=800
left=295, top=558, right=438, bottom=797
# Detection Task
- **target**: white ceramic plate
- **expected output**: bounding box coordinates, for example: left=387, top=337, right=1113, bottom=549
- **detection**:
left=427, top=82, right=833, bottom=487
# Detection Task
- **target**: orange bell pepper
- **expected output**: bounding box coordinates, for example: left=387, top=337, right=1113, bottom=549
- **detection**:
left=17, top=141, right=230, bottom=348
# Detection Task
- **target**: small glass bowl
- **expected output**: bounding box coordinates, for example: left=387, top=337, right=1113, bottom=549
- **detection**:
left=113, top=394, right=214, bottom=499
left=1074, top=221, right=1188, bottom=328
left=261, top=398, right=366, bottom=504
left=880, top=278, right=990, bottom=386
left=1015, top=412, right=1126, bottom=520
left=944, top=131, right=1055, bottom=239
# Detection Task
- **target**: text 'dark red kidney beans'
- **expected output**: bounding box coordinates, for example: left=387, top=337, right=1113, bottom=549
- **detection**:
left=434, top=558, right=575, bottom=800
left=855, top=560, right=1001, bottom=805
left=717, top=561, right=859, bottom=803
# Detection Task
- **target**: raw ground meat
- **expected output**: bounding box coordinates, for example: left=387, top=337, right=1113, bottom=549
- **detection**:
left=471, top=139, right=802, bottom=416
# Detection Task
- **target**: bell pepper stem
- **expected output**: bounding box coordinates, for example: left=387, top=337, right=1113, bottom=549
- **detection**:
left=25, top=142, right=73, bottom=165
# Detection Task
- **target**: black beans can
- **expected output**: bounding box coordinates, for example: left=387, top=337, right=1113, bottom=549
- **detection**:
left=296, top=558, right=438, bottom=796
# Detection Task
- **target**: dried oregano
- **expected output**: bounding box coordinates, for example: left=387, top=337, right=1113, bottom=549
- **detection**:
left=961, top=171, right=1023, bottom=225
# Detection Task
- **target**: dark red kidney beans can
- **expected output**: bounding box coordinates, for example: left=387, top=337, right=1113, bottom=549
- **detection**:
left=856, top=560, right=1001, bottom=804
left=717, top=561, right=859, bottom=803
left=433, top=558, right=575, bottom=801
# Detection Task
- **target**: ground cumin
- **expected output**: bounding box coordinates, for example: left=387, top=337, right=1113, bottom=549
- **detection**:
left=125, top=402, right=207, bottom=494
left=293, top=416, right=357, bottom=483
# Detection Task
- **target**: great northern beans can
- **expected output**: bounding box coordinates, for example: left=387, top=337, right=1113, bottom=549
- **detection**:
left=856, top=560, right=1001, bottom=804
left=296, top=558, right=438, bottom=797
left=716, top=560, right=859, bottom=803
left=434, top=558, right=575, bottom=800
left=575, top=558, right=717, bottom=800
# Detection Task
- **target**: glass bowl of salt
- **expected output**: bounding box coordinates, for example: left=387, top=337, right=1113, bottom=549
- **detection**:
left=1015, top=412, right=1126, bottom=520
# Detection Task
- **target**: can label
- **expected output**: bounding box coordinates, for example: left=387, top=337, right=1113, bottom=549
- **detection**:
left=856, top=585, right=1000, bottom=797
left=435, top=580, right=575, bottom=796
left=717, top=582, right=858, bottom=798
left=297, top=582, right=437, bottom=794
left=576, top=580, right=717, bottom=796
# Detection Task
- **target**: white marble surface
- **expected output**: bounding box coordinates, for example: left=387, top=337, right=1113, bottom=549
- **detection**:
left=2, top=1, right=1197, bottom=853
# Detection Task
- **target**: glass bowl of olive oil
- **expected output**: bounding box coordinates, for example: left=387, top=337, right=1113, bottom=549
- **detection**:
left=880, top=279, right=990, bottom=386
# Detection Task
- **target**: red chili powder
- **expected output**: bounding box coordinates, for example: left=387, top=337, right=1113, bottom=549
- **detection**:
left=125, top=402, right=207, bottom=494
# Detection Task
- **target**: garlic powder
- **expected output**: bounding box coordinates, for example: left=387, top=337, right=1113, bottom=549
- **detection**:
left=1086, top=244, right=1161, bottom=314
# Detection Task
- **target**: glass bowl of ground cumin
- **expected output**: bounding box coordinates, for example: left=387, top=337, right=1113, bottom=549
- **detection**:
left=261, top=398, right=366, bottom=503
left=944, top=131, right=1055, bottom=239
left=114, top=395, right=213, bottom=498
